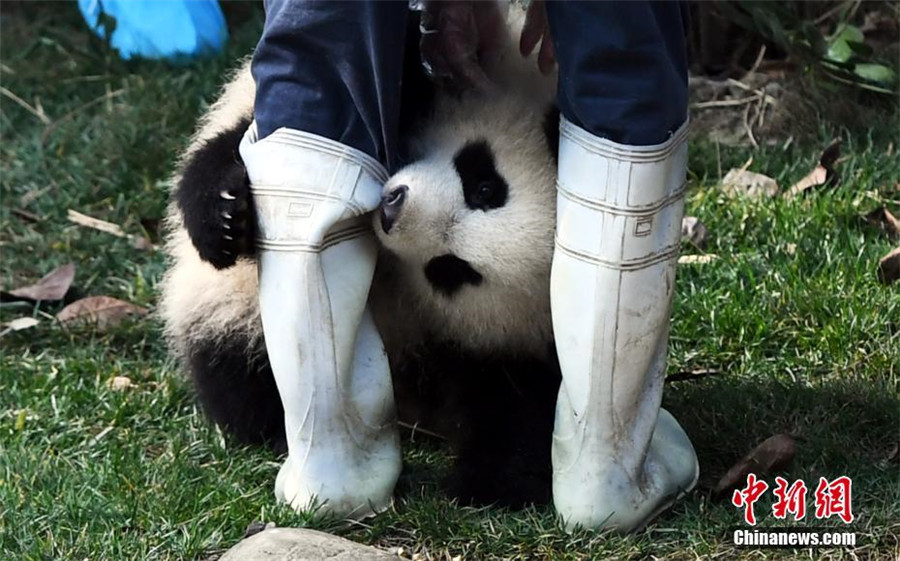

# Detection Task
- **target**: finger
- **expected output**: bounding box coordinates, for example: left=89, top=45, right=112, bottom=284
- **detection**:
left=537, top=30, right=556, bottom=75
left=520, top=0, right=546, bottom=56
left=473, top=0, right=508, bottom=66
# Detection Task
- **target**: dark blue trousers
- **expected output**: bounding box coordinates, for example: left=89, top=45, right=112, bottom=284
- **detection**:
left=251, top=1, right=689, bottom=172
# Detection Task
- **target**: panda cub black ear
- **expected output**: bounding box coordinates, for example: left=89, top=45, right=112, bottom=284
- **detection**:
left=175, top=117, right=256, bottom=269
left=542, top=105, right=560, bottom=164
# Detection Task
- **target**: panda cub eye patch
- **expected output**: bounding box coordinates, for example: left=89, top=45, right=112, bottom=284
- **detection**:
left=453, top=139, right=509, bottom=211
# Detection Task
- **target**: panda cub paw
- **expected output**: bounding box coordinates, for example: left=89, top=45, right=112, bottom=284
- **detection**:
left=175, top=119, right=256, bottom=269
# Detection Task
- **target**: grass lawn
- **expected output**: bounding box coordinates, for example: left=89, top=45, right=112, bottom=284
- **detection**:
left=1, top=4, right=898, bottom=560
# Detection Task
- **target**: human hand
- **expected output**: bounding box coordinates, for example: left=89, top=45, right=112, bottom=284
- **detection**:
left=519, top=0, right=555, bottom=74
left=417, top=0, right=507, bottom=91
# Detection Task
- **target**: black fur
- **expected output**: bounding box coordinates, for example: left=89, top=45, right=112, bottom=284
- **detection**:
left=424, top=254, right=484, bottom=297
left=393, top=342, right=561, bottom=508
left=188, top=334, right=286, bottom=452
left=543, top=106, right=561, bottom=163
left=453, top=140, right=509, bottom=211
left=175, top=117, right=255, bottom=270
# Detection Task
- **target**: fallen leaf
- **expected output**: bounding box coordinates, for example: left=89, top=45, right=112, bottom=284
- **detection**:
left=787, top=165, right=828, bottom=197
left=2, top=263, right=75, bottom=301
left=714, top=433, right=796, bottom=497
left=106, top=376, right=133, bottom=391
left=132, top=236, right=154, bottom=251
left=0, top=316, right=40, bottom=338
left=787, top=139, right=841, bottom=198
left=721, top=168, right=779, bottom=199
left=678, top=254, right=718, bottom=265
left=682, top=216, right=709, bottom=249
left=56, top=296, right=147, bottom=329
left=826, top=25, right=864, bottom=64
left=863, top=207, right=900, bottom=240
left=854, top=63, right=898, bottom=88
left=877, top=246, right=900, bottom=285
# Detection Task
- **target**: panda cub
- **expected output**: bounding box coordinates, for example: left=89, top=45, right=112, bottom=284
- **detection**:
left=161, top=27, right=560, bottom=508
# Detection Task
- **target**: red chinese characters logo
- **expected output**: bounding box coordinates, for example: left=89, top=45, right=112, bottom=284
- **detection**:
left=732, top=473, right=769, bottom=525
left=772, top=477, right=807, bottom=521
left=814, top=476, right=854, bottom=523
left=732, top=474, right=854, bottom=524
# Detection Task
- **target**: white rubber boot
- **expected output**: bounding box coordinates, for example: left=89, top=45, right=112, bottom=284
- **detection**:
left=240, top=125, right=401, bottom=520
left=551, top=118, right=699, bottom=532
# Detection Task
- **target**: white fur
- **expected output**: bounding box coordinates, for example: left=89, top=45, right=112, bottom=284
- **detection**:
left=373, top=91, right=557, bottom=355
left=159, top=60, right=260, bottom=358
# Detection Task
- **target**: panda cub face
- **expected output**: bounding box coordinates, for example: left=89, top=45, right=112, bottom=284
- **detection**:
left=375, top=94, right=558, bottom=353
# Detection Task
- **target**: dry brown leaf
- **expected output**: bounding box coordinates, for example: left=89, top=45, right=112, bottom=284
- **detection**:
left=877, top=247, right=900, bottom=285
left=0, top=317, right=40, bottom=337
left=107, top=376, right=134, bottom=391
left=786, top=139, right=841, bottom=198
left=721, top=168, right=779, bottom=199
left=864, top=207, right=900, bottom=240
left=56, top=296, right=147, bottom=329
left=3, top=263, right=75, bottom=301
left=714, top=433, right=796, bottom=496
left=681, top=216, right=709, bottom=250
left=787, top=165, right=828, bottom=197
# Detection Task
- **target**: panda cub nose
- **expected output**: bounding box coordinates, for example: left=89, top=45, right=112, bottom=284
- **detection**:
left=379, top=185, right=408, bottom=234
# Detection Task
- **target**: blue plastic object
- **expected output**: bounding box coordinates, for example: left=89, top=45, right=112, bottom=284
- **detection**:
left=78, top=0, right=228, bottom=60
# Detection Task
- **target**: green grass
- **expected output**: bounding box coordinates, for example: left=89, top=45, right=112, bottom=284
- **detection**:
left=1, top=4, right=898, bottom=560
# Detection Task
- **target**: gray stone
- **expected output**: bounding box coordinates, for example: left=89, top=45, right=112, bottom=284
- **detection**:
left=220, top=528, right=402, bottom=561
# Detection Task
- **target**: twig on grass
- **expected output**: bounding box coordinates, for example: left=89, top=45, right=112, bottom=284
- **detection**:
left=11, top=208, right=41, bottom=223
left=67, top=209, right=157, bottom=251
left=1, top=86, right=50, bottom=124
left=692, top=95, right=761, bottom=109
left=398, top=421, right=447, bottom=441
left=666, top=368, right=722, bottom=383
left=743, top=103, right=759, bottom=148
left=67, top=209, right=128, bottom=237
left=743, top=44, right=767, bottom=79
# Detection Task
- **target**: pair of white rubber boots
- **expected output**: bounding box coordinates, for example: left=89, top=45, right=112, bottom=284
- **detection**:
left=238, top=117, right=698, bottom=532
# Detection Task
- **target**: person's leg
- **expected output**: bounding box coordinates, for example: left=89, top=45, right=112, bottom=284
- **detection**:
left=545, top=1, right=698, bottom=531
left=252, top=0, right=408, bottom=168
left=239, top=0, right=409, bottom=519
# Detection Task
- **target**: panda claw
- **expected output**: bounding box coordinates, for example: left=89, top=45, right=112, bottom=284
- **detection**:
left=175, top=118, right=256, bottom=269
